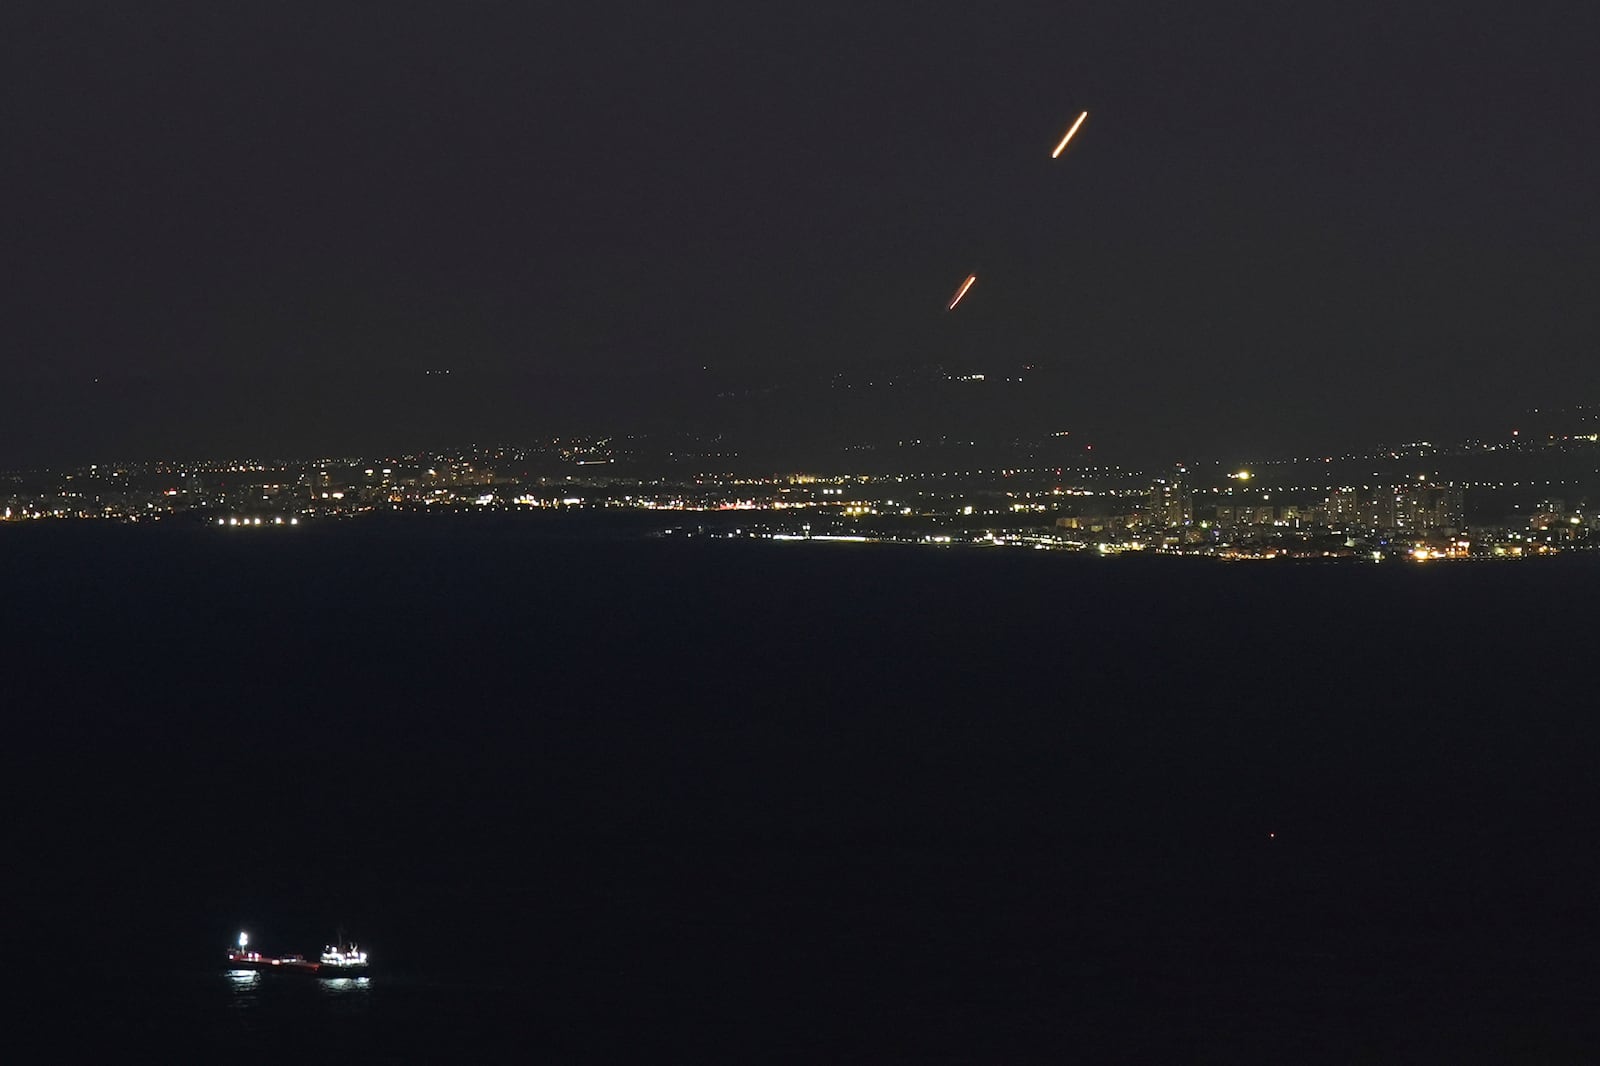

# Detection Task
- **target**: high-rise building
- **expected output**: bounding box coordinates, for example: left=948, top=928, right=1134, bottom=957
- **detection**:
left=1324, top=488, right=1360, bottom=524
left=1145, top=466, right=1193, bottom=530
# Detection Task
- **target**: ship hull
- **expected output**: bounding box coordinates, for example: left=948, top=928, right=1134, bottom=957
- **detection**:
left=315, top=966, right=370, bottom=979
left=226, top=955, right=370, bottom=979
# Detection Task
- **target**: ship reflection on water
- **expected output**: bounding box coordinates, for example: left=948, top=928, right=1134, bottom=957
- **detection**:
left=314, top=977, right=372, bottom=995
left=223, top=967, right=371, bottom=1014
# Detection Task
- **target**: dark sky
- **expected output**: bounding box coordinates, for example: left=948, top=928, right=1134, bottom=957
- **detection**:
left=5, top=2, right=1599, bottom=463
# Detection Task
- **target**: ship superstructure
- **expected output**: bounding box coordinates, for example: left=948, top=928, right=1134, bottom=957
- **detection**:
left=319, top=940, right=369, bottom=975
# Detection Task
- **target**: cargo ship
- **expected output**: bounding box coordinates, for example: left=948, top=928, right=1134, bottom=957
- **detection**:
left=226, top=932, right=370, bottom=978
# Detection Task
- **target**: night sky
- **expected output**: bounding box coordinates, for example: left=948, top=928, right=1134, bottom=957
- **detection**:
left=6, top=2, right=1599, bottom=463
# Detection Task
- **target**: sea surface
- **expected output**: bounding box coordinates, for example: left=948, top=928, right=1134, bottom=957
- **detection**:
left=6, top=517, right=1600, bottom=1062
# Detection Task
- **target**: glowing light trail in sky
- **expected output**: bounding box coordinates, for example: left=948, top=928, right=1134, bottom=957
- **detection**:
left=1051, top=111, right=1089, bottom=158
left=942, top=111, right=1089, bottom=314
left=947, top=273, right=977, bottom=310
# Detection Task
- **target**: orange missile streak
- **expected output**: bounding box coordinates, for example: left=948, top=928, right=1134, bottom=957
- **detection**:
left=1051, top=111, right=1089, bottom=159
left=947, top=274, right=977, bottom=310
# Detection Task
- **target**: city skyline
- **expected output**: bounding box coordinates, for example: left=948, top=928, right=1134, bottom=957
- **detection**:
left=7, top=396, right=1596, bottom=564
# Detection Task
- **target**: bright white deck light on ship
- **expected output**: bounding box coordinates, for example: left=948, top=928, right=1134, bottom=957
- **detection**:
left=239, top=932, right=248, bottom=948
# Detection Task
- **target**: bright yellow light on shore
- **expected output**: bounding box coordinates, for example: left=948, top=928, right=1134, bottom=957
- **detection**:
left=1051, top=111, right=1089, bottom=158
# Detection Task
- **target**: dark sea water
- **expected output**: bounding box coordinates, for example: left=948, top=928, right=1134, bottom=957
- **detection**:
left=6, top=518, right=1600, bottom=1063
